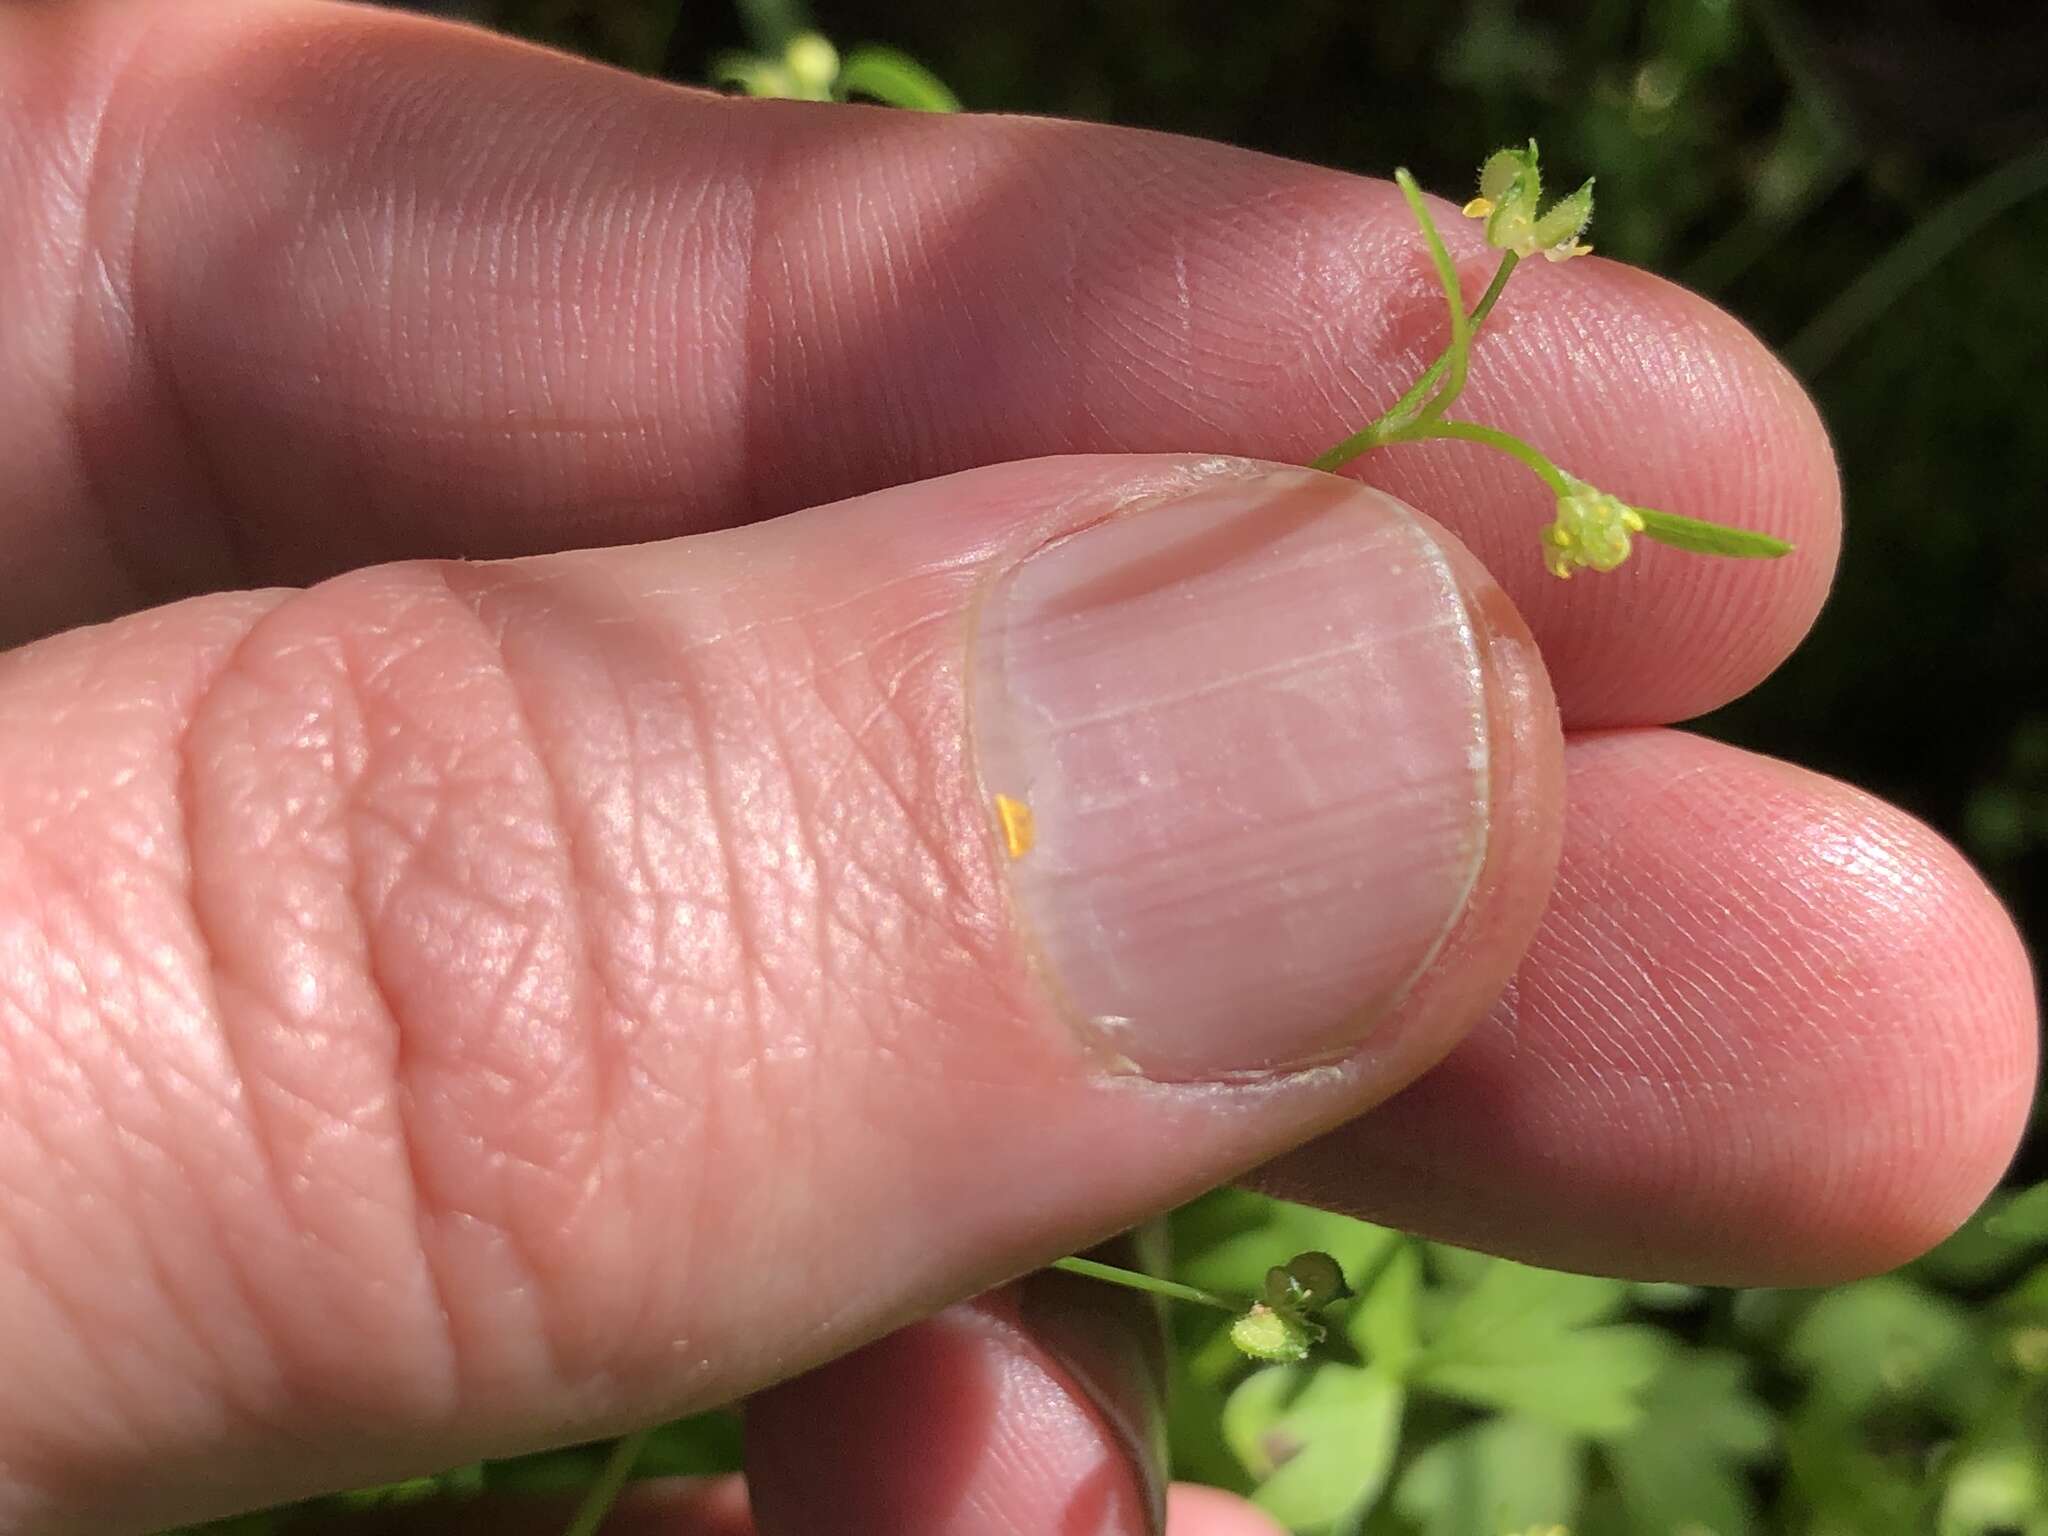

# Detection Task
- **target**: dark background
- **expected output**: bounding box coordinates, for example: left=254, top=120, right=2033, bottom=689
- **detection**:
left=408, top=0, right=2048, bottom=1184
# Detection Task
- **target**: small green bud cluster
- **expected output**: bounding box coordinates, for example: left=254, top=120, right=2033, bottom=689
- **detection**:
left=712, top=31, right=961, bottom=112
left=1544, top=476, right=1647, bottom=579
left=1228, top=1250, right=1354, bottom=1363
left=1311, top=142, right=1792, bottom=578
left=1463, top=141, right=1595, bottom=263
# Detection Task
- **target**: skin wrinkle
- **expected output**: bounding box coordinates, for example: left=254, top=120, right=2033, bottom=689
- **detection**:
left=435, top=564, right=625, bottom=1390
left=43, top=111, right=129, bottom=625
left=527, top=604, right=720, bottom=1395
left=267, top=588, right=468, bottom=1420
left=332, top=574, right=654, bottom=1403
left=119, top=647, right=337, bottom=1439
left=728, top=620, right=850, bottom=1085
left=66, top=32, right=244, bottom=619
left=1, top=600, right=298, bottom=1499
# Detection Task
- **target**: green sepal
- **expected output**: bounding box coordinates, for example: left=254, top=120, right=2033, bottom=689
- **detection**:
left=1633, top=506, right=1794, bottom=559
left=1532, top=177, right=1595, bottom=250
left=1477, top=143, right=1539, bottom=207
left=835, top=46, right=963, bottom=111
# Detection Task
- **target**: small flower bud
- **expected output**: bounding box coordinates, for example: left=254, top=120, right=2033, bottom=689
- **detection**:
left=1463, top=142, right=1595, bottom=262
left=784, top=32, right=842, bottom=97
left=1543, top=478, right=1647, bottom=579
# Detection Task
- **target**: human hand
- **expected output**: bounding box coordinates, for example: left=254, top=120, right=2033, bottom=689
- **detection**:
left=0, top=3, right=2035, bottom=1533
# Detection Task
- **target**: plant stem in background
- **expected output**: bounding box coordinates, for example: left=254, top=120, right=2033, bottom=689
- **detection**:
left=561, top=1428, right=652, bottom=1536
left=1787, top=139, right=2048, bottom=375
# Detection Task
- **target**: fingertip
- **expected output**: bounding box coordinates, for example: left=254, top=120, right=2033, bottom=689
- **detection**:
left=1757, top=757, right=2038, bottom=1276
left=1165, top=1483, right=1291, bottom=1536
left=745, top=1286, right=1160, bottom=1536
left=1262, top=730, right=2037, bottom=1287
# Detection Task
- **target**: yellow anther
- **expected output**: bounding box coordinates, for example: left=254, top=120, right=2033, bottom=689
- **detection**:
left=993, top=793, right=1035, bottom=859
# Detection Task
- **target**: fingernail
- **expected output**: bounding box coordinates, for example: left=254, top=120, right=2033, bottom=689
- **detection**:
left=973, top=467, right=1491, bottom=1079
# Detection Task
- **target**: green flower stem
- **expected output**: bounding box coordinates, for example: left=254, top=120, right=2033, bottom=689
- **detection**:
left=1394, top=169, right=1470, bottom=420
left=562, top=1428, right=653, bottom=1536
left=1308, top=251, right=1518, bottom=473
left=1382, top=418, right=1573, bottom=495
left=1052, top=1255, right=1241, bottom=1313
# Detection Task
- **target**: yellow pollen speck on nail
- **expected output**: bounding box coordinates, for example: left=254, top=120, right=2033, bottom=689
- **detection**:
left=994, top=793, right=1035, bottom=859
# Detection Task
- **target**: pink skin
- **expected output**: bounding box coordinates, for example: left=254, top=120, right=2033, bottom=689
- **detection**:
left=0, top=3, right=2035, bottom=1534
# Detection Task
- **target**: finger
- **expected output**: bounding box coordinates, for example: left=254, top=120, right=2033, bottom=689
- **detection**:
left=287, top=1478, right=1281, bottom=1536
left=14, top=0, right=1836, bottom=726
left=1165, top=1486, right=1290, bottom=1536
left=0, top=457, right=1562, bottom=1532
left=1259, top=728, right=2039, bottom=1286
left=747, top=1258, right=1166, bottom=1536
left=294, top=1477, right=755, bottom=1535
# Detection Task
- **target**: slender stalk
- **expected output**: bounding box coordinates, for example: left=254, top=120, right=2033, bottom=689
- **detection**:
left=1307, top=416, right=1393, bottom=475
left=1787, top=138, right=2048, bottom=375
left=1308, top=251, right=1518, bottom=473
left=562, top=1428, right=652, bottom=1536
left=1052, top=1255, right=1240, bottom=1313
left=1383, top=418, right=1573, bottom=495
left=1394, top=170, right=1470, bottom=421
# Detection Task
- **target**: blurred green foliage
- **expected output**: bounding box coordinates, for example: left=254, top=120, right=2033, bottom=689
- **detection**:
left=175, top=2, right=2046, bottom=1533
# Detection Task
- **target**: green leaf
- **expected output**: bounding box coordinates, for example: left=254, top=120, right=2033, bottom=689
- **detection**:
left=1604, top=1350, right=1776, bottom=1536
left=1394, top=1416, right=1585, bottom=1536
left=1415, top=1257, right=1665, bottom=1435
left=1939, top=1444, right=2048, bottom=1536
left=1346, top=1238, right=1422, bottom=1378
left=1223, top=1363, right=1405, bottom=1532
left=633, top=1411, right=745, bottom=1477
left=834, top=46, right=962, bottom=111
left=1633, top=505, right=1793, bottom=559
left=1425, top=1251, right=1631, bottom=1336
left=1986, top=1181, right=2048, bottom=1244
left=1924, top=1184, right=2048, bottom=1286
left=1418, top=1323, right=1669, bottom=1436
left=1787, top=1276, right=1978, bottom=1416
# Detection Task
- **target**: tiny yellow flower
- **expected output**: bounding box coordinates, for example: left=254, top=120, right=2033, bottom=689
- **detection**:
left=1543, top=479, right=1646, bottom=579
left=1463, top=143, right=1595, bottom=262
